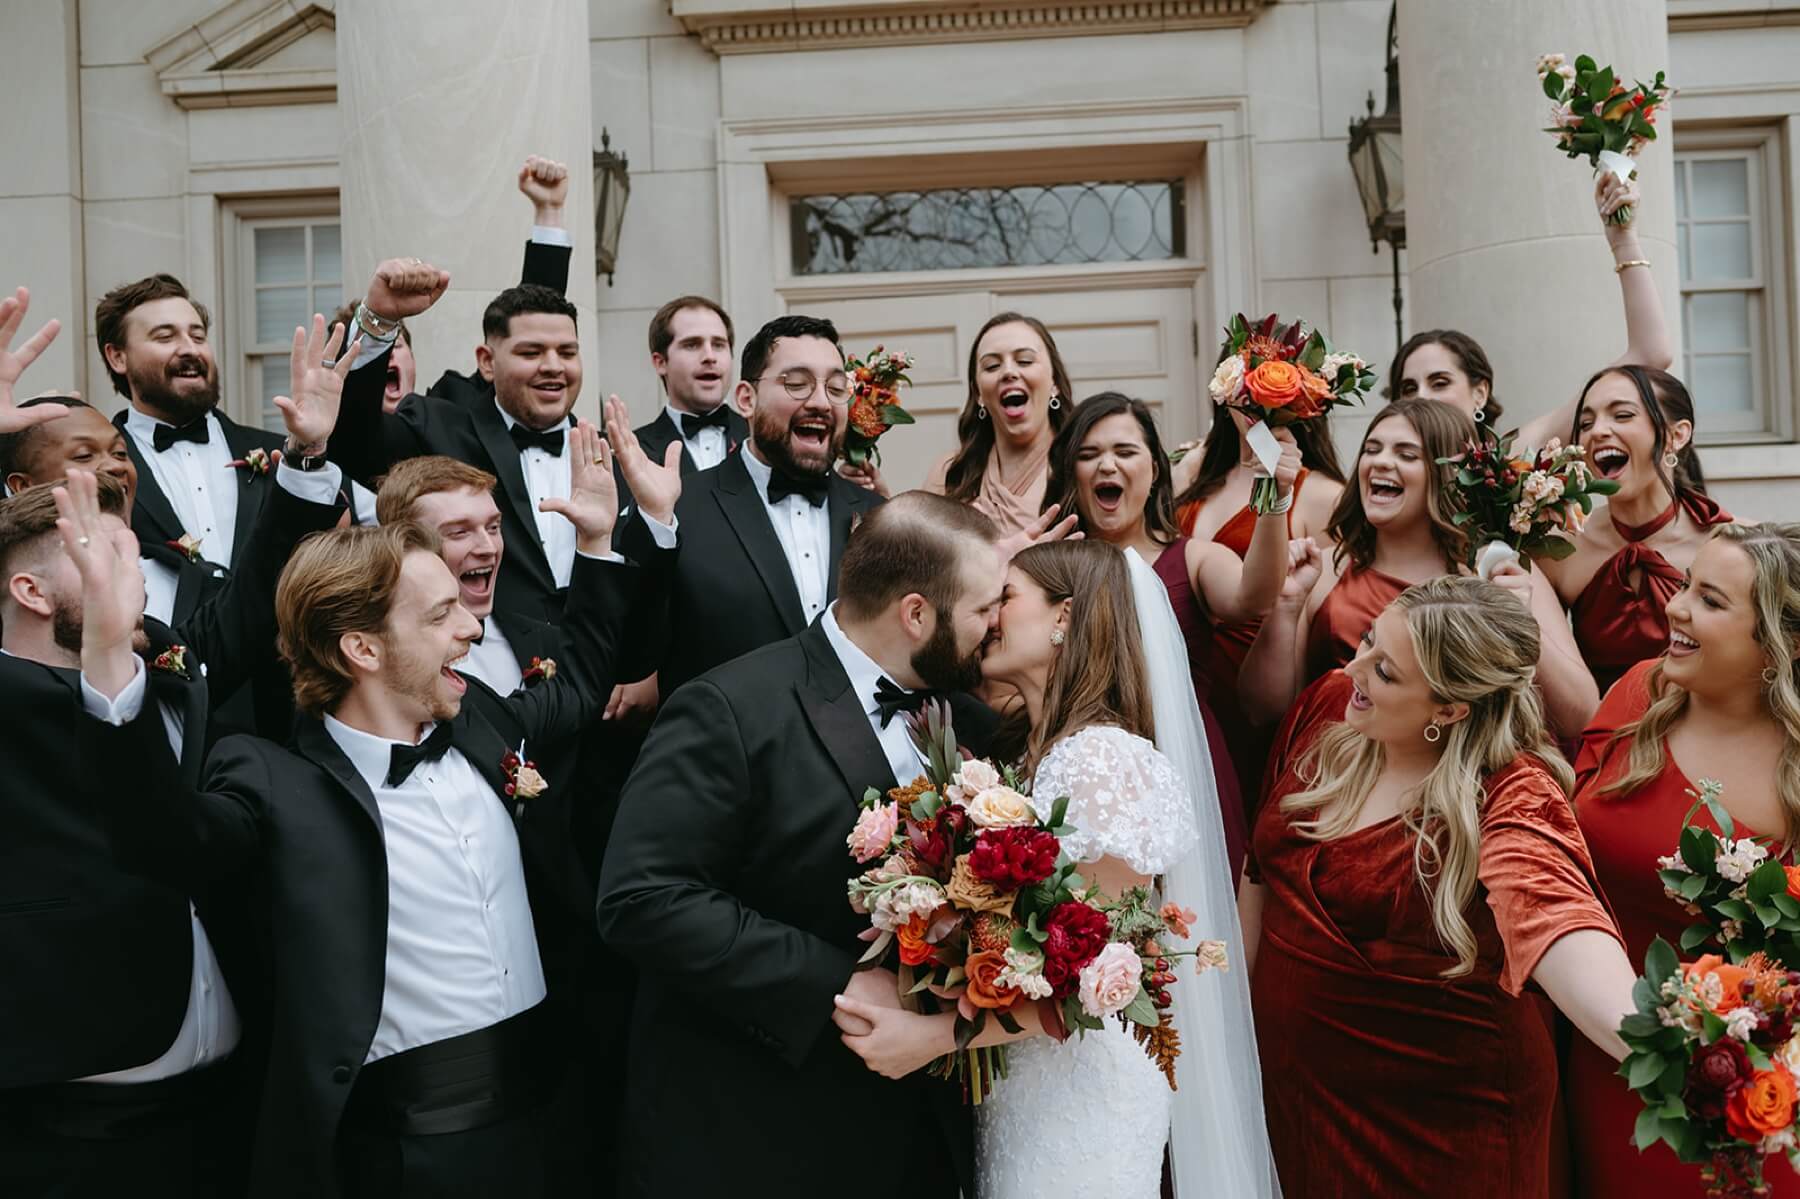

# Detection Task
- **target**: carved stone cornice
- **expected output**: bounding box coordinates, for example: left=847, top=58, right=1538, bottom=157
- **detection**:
left=146, top=0, right=336, bottom=109
left=671, top=1, right=1271, bottom=55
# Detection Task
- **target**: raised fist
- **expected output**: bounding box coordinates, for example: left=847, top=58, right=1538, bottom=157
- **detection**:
left=365, top=258, right=450, bottom=321
left=519, top=156, right=570, bottom=211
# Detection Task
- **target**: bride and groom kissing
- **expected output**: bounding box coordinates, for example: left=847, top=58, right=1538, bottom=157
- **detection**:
left=595, top=490, right=1276, bottom=1198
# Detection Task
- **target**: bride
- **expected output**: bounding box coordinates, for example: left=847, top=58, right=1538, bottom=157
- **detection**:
left=834, top=540, right=1279, bottom=1198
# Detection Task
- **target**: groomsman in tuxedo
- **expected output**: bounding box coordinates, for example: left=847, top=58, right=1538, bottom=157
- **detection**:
left=73, top=444, right=642, bottom=1197
left=597, top=491, right=1006, bottom=1198
left=0, top=319, right=355, bottom=1198
left=631, top=295, right=747, bottom=477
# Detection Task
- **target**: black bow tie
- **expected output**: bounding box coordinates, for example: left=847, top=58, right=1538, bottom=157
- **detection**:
left=767, top=469, right=830, bottom=508
left=508, top=423, right=565, bottom=457
left=386, top=722, right=455, bottom=788
left=152, top=419, right=210, bottom=452
left=872, top=677, right=942, bottom=729
left=680, top=407, right=732, bottom=439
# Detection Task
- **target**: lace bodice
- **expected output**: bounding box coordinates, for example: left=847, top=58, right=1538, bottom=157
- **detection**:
left=1033, top=725, right=1199, bottom=876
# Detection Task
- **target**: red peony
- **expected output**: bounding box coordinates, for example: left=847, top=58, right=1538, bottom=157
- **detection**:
left=968, top=827, right=1059, bottom=890
left=909, top=804, right=967, bottom=873
left=1686, top=1037, right=1753, bottom=1121
left=1040, top=901, right=1112, bottom=997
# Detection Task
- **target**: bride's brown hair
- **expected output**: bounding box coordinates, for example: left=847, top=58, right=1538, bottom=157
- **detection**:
left=1011, top=541, right=1156, bottom=773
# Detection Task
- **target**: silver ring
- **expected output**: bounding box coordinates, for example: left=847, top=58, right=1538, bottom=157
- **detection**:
left=76, top=535, right=90, bottom=546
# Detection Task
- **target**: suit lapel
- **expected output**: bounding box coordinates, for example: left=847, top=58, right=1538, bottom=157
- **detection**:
left=294, top=718, right=383, bottom=832
left=217, top=415, right=268, bottom=571
left=142, top=620, right=210, bottom=783
left=825, top=482, right=868, bottom=603
left=714, top=453, right=807, bottom=636
left=138, top=538, right=211, bottom=625
left=645, top=411, right=695, bottom=478
left=116, top=412, right=184, bottom=546
left=471, top=402, right=555, bottom=594
left=794, top=623, right=899, bottom=800
left=491, top=609, right=560, bottom=671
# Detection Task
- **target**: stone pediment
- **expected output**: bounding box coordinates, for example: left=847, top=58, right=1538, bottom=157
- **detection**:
left=146, top=0, right=337, bottom=109
left=671, top=0, right=1270, bottom=55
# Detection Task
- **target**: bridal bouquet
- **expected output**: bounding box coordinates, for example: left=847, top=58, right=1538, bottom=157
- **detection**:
left=1539, top=52, right=1673, bottom=225
left=845, top=703, right=1223, bottom=1103
left=843, top=345, right=916, bottom=469
left=1208, top=313, right=1376, bottom=514
left=1619, top=781, right=1800, bottom=1195
left=1437, top=425, right=1618, bottom=578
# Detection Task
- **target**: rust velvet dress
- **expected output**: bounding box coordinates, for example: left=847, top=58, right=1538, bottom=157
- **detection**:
left=1249, top=672, right=1621, bottom=1197
left=1571, top=493, right=1732, bottom=695
left=1304, top=563, right=1409, bottom=684
left=1564, top=660, right=1800, bottom=1197
left=1176, top=469, right=1312, bottom=813
left=1150, top=538, right=1248, bottom=882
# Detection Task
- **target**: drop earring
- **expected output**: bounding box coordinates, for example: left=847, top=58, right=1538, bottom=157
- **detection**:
left=977, top=404, right=989, bottom=420
left=1049, top=394, right=1062, bottom=410
left=1423, top=721, right=1443, bottom=744
left=1663, top=451, right=1680, bottom=469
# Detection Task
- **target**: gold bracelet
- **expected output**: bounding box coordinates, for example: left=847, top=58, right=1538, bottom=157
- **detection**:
left=1614, top=258, right=1651, bottom=274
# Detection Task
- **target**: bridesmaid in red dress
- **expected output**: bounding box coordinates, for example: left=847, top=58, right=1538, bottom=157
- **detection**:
left=1169, top=408, right=1344, bottom=811
left=1541, top=366, right=1732, bottom=695
left=1039, top=391, right=1299, bottom=882
left=1239, top=399, right=1598, bottom=743
left=1565, top=522, right=1800, bottom=1197
left=1240, top=575, right=1639, bottom=1197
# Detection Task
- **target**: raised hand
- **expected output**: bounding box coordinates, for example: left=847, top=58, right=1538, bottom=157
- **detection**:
left=271, top=315, right=359, bottom=454
left=1598, top=171, right=1642, bottom=252
left=1487, top=557, right=1537, bottom=612
left=364, top=257, right=450, bottom=321
left=1280, top=536, right=1322, bottom=606
left=837, top=458, right=890, bottom=498
left=604, top=395, right=682, bottom=525
left=995, top=501, right=1083, bottom=563
left=518, top=155, right=570, bottom=220
left=52, top=469, right=145, bottom=696
left=0, top=287, right=69, bottom=433
left=1271, top=426, right=1304, bottom=499
left=540, top=420, right=619, bottom=553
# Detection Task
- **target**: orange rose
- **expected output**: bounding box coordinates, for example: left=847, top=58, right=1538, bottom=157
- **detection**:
left=1244, top=360, right=1304, bottom=409
left=1726, top=1066, right=1798, bottom=1142
left=964, top=950, right=1022, bottom=1011
left=1785, top=865, right=1800, bottom=902
left=1685, top=954, right=1751, bottom=1014
left=896, top=914, right=935, bottom=967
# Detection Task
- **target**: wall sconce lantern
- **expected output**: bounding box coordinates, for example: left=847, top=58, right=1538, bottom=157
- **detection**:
left=593, top=127, right=631, bottom=285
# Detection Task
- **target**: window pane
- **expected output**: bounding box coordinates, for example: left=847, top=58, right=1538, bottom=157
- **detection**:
left=255, top=286, right=308, bottom=343
left=1678, top=223, right=1689, bottom=280
left=1675, top=162, right=1688, bottom=220
left=1690, top=221, right=1753, bottom=281
left=254, top=227, right=306, bottom=284
left=312, top=223, right=341, bottom=284
left=1691, top=353, right=1755, bottom=415
left=1691, top=159, right=1750, bottom=219
left=1687, top=291, right=1750, bottom=353
left=258, top=354, right=290, bottom=432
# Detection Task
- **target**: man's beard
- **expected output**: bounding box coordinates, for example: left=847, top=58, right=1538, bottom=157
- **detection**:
left=911, top=613, right=984, bottom=693
left=390, top=640, right=462, bottom=723
left=51, top=597, right=148, bottom=656
left=751, top=406, right=841, bottom=477
left=131, top=355, right=219, bottom=427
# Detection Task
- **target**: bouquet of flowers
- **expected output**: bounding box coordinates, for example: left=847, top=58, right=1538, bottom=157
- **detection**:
left=1619, top=781, right=1800, bottom=1195
left=843, top=345, right=916, bottom=469
left=1208, top=313, right=1376, bottom=514
left=1437, top=425, right=1618, bottom=578
left=845, top=703, right=1225, bottom=1103
left=1539, top=52, right=1674, bottom=225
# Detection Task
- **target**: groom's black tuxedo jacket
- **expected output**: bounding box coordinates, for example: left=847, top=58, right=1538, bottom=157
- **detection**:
left=631, top=405, right=749, bottom=478
left=0, top=479, right=344, bottom=1089
left=87, top=552, right=640, bottom=1199
left=596, top=620, right=996, bottom=1198
left=115, top=407, right=284, bottom=575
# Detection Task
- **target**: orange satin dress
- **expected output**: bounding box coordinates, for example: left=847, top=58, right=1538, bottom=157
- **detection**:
left=1571, top=493, right=1732, bottom=696
left=1250, top=672, right=1622, bottom=1197
left=1174, top=469, right=1310, bottom=816
left=1304, top=564, right=1409, bottom=685
left=1564, top=660, right=1800, bottom=1197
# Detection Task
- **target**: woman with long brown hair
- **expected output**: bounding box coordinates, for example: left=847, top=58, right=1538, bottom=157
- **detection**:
left=1565, top=523, right=1800, bottom=1197
left=923, top=312, right=1073, bottom=536
left=1239, top=399, right=1598, bottom=740
left=1243, top=575, right=1637, bottom=1197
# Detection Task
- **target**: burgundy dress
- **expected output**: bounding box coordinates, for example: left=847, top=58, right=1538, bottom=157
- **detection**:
left=1564, top=661, right=1800, bottom=1196
left=1250, top=672, right=1621, bottom=1197
left=1304, top=564, right=1409, bottom=684
left=1150, top=539, right=1248, bottom=883
left=1571, top=493, right=1733, bottom=695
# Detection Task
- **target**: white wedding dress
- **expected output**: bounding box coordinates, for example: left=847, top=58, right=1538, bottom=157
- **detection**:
left=975, top=724, right=1197, bottom=1199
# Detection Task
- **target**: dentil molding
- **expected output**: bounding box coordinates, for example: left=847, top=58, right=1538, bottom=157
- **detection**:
left=670, top=0, right=1271, bottom=54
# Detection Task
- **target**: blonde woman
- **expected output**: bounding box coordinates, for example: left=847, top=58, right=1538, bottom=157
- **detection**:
left=1240, top=575, right=1637, bottom=1197
left=1566, top=523, right=1800, bottom=1198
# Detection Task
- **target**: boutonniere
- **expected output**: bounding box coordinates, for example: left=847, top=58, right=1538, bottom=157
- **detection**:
left=166, top=534, right=204, bottom=563
left=151, top=644, right=191, bottom=678
left=521, top=656, right=557, bottom=687
left=501, top=744, right=548, bottom=818
left=228, top=447, right=272, bottom=477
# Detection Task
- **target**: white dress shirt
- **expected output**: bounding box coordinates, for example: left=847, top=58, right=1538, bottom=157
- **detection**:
left=140, top=555, right=182, bottom=626
left=323, top=716, right=546, bottom=1063
left=666, top=403, right=730, bottom=472
left=493, top=400, right=577, bottom=589
left=122, top=408, right=239, bottom=567
left=737, top=446, right=831, bottom=624
left=460, top=615, right=524, bottom=696
left=819, top=605, right=927, bottom=786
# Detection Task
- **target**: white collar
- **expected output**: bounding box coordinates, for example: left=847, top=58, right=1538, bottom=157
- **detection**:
left=323, top=713, right=440, bottom=791
left=491, top=398, right=572, bottom=436
left=820, top=605, right=903, bottom=721
left=123, top=405, right=220, bottom=445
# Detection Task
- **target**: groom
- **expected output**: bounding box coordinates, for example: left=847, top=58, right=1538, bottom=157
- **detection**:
left=596, top=491, right=1005, bottom=1197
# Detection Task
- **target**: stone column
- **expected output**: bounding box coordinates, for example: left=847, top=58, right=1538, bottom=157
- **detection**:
left=1397, top=0, right=1677, bottom=427
left=336, top=1, right=598, bottom=419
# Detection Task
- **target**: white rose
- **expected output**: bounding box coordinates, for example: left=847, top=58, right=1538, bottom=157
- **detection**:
left=965, top=785, right=1036, bottom=829
left=947, top=759, right=1001, bottom=804
left=1208, top=354, right=1245, bottom=406
left=1319, top=351, right=1364, bottom=383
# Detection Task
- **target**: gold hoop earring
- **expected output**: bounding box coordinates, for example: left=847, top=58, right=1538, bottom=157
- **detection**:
left=1050, top=629, right=1065, bottom=647
left=1765, top=666, right=1781, bottom=687
left=1423, top=721, right=1443, bottom=744
left=1663, top=451, right=1680, bottom=469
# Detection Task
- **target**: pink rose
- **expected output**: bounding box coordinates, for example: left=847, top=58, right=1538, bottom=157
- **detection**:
left=1077, top=942, right=1143, bottom=1019
left=848, top=803, right=899, bottom=863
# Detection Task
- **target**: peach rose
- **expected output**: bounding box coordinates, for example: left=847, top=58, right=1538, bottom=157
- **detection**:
left=1243, top=360, right=1304, bottom=409
left=896, top=914, right=935, bottom=967
left=946, top=854, right=1017, bottom=917
left=964, top=950, right=1023, bottom=1011
left=964, top=785, right=1034, bottom=830
left=1686, top=954, right=1751, bottom=1015
left=1727, top=1066, right=1798, bottom=1142
left=1077, top=942, right=1143, bottom=1018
